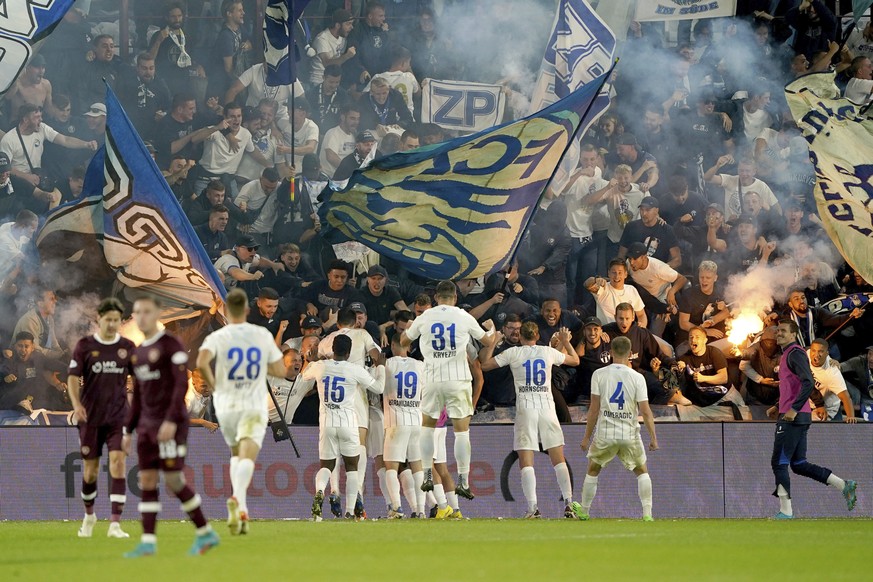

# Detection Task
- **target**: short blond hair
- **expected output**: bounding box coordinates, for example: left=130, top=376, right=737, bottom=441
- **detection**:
left=613, top=164, right=632, bottom=176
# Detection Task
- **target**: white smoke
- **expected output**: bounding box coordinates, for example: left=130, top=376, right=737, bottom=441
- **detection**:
left=55, top=293, right=100, bottom=351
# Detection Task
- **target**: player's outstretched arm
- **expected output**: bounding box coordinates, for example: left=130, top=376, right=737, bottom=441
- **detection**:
left=558, top=327, right=579, bottom=367
left=581, top=394, right=600, bottom=450
left=639, top=400, right=659, bottom=451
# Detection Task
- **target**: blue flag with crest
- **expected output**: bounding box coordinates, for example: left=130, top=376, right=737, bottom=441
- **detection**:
left=264, top=0, right=312, bottom=86
left=37, top=85, right=226, bottom=330
left=318, top=70, right=611, bottom=281
left=0, top=0, right=77, bottom=94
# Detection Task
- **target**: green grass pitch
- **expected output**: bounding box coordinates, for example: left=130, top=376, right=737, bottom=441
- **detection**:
left=1, top=519, right=870, bottom=581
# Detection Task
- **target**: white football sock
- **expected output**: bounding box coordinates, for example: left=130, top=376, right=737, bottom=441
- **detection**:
left=399, top=469, right=417, bottom=511
left=580, top=475, right=598, bottom=512
left=377, top=467, right=392, bottom=507
left=232, top=459, right=255, bottom=513
left=413, top=471, right=425, bottom=514
left=385, top=469, right=402, bottom=510
left=315, top=467, right=331, bottom=493
left=446, top=490, right=459, bottom=512
left=637, top=473, right=653, bottom=519
left=420, top=427, right=435, bottom=471
left=426, top=490, right=437, bottom=507
left=554, top=462, right=572, bottom=504
left=521, top=466, right=537, bottom=512
left=357, top=445, right=368, bottom=495
left=827, top=473, right=846, bottom=492
left=454, top=430, right=471, bottom=483
left=330, top=463, right=340, bottom=495
left=230, top=456, right=239, bottom=488
left=345, top=471, right=359, bottom=515
left=777, top=484, right=793, bottom=516
left=433, top=483, right=448, bottom=510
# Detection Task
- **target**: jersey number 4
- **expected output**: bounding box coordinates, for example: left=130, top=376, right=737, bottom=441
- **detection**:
left=431, top=322, right=457, bottom=351
left=227, top=347, right=262, bottom=381
left=609, top=381, right=625, bottom=410
left=394, top=371, right=418, bottom=399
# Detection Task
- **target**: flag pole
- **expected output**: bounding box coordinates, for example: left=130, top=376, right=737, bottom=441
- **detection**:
left=290, top=0, right=297, bottom=202
left=499, top=63, right=616, bottom=292
left=267, top=382, right=301, bottom=457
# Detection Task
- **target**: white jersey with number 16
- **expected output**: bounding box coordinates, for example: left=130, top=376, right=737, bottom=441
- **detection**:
left=404, top=305, right=486, bottom=383
left=495, top=345, right=566, bottom=410
left=590, top=364, right=648, bottom=442
left=200, top=323, right=284, bottom=413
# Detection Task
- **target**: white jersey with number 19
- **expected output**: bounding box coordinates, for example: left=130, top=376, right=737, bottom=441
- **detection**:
left=200, top=323, right=284, bottom=413
left=404, top=305, right=486, bottom=383
left=590, top=364, right=647, bottom=442
left=383, top=357, right=424, bottom=427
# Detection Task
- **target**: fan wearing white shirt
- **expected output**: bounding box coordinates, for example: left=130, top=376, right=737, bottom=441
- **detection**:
left=196, top=288, right=285, bottom=535
left=224, top=62, right=305, bottom=121
left=195, top=103, right=272, bottom=192
left=845, top=56, right=873, bottom=105
left=704, top=156, right=782, bottom=222
left=584, top=259, right=647, bottom=328
left=319, top=104, right=360, bottom=178
left=400, top=281, right=493, bottom=511
left=480, top=323, right=579, bottom=519
left=305, top=334, right=385, bottom=520
left=808, top=339, right=858, bottom=423
left=626, top=242, right=688, bottom=337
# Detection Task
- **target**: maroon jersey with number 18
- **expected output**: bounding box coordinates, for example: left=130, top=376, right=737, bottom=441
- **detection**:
left=68, top=334, right=136, bottom=426
left=126, top=331, right=190, bottom=434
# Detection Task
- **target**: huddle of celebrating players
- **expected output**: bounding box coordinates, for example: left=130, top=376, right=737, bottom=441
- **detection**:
left=67, top=282, right=859, bottom=556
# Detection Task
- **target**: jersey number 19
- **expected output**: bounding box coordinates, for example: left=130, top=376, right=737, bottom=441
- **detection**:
left=394, top=371, right=418, bottom=399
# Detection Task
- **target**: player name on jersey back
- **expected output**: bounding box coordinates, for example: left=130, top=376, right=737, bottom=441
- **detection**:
left=405, top=305, right=486, bottom=383
left=591, top=363, right=647, bottom=441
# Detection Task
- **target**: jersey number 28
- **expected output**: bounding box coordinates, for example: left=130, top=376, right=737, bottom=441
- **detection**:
left=228, top=347, right=262, bottom=381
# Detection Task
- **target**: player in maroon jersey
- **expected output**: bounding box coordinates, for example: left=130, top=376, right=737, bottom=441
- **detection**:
left=122, top=295, right=219, bottom=558
left=68, top=297, right=136, bottom=539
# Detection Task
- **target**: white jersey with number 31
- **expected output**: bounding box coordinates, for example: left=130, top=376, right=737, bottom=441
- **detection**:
left=201, top=323, right=284, bottom=413
left=405, top=305, right=486, bottom=383
left=590, top=364, right=647, bottom=442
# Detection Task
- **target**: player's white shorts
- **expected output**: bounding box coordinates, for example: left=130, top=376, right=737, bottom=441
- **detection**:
left=586, top=437, right=647, bottom=471
left=366, top=406, right=384, bottom=456
left=319, top=426, right=361, bottom=460
left=354, top=388, right=369, bottom=430
left=433, top=427, right=448, bottom=464
left=383, top=425, right=422, bottom=463
left=514, top=408, right=564, bottom=451
left=421, top=380, right=473, bottom=419
left=216, top=409, right=268, bottom=448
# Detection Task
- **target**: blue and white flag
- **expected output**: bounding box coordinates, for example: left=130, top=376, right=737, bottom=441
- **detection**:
left=319, top=70, right=611, bottom=281
left=421, top=79, right=507, bottom=133
left=528, top=0, right=615, bottom=115
left=37, top=85, right=226, bottom=325
left=264, top=0, right=312, bottom=87
left=0, top=0, right=76, bottom=94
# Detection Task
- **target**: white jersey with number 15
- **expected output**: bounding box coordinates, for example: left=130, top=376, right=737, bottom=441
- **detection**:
left=200, top=323, right=284, bottom=413
left=405, top=305, right=485, bottom=383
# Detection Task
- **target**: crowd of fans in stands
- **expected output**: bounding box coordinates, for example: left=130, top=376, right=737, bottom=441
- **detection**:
left=0, top=0, right=871, bottom=426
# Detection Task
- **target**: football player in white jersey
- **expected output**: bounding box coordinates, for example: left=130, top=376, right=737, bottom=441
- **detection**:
left=382, top=335, right=426, bottom=518
left=574, top=336, right=659, bottom=521
left=400, top=281, right=494, bottom=509
left=480, top=322, right=579, bottom=518
left=305, top=334, right=385, bottom=520
left=318, top=308, right=383, bottom=516
left=197, top=288, right=286, bottom=535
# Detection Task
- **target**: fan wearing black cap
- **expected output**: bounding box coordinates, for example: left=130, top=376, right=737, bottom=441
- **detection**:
left=626, top=242, right=688, bottom=337
left=213, top=234, right=266, bottom=290
left=333, top=130, right=377, bottom=181
left=670, top=88, right=734, bottom=186
left=724, top=213, right=776, bottom=276
left=574, top=316, right=613, bottom=400
left=609, top=134, right=659, bottom=194
left=360, top=265, right=409, bottom=326
left=616, top=196, right=681, bottom=269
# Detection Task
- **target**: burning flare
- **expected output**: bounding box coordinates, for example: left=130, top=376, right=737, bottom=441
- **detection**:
left=120, top=318, right=164, bottom=346
left=727, top=311, right=764, bottom=346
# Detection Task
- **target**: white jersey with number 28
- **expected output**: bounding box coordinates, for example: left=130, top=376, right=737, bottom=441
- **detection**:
left=200, top=322, right=284, bottom=413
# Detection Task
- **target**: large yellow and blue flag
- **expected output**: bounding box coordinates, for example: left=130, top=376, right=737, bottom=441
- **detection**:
left=318, top=69, right=611, bottom=280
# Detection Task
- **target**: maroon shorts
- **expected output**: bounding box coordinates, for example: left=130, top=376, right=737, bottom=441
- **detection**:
left=135, top=423, right=189, bottom=471
left=78, top=422, right=124, bottom=460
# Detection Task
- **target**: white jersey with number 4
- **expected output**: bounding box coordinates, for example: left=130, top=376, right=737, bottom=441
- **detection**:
left=495, top=345, right=566, bottom=410
left=201, top=323, right=284, bottom=413
left=405, top=305, right=486, bottom=383
left=302, top=359, right=383, bottom=428
left=590, top=364, right=647, bottom=442
left=383, top=357, right=424, bottom=428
